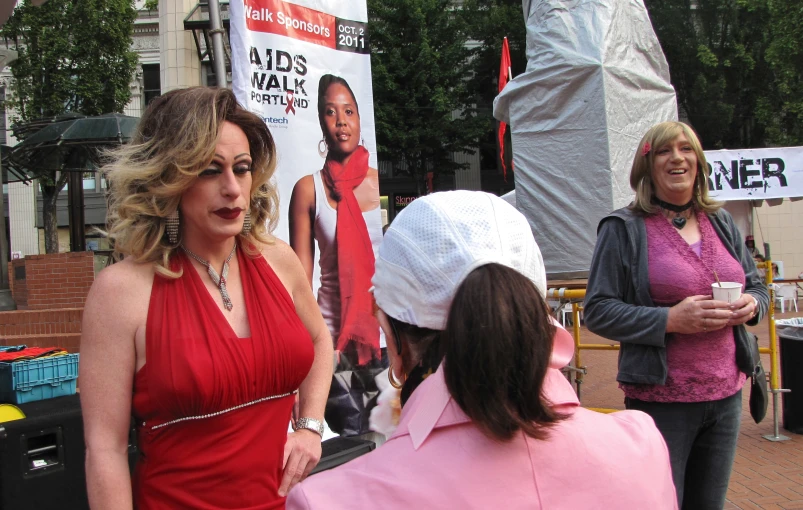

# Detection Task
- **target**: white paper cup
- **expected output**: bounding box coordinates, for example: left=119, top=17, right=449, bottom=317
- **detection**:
left=711, top=282, right=742, bottom=303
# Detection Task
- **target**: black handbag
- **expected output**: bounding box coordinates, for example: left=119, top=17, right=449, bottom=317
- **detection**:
left=748, top=333, right=769, bottom=424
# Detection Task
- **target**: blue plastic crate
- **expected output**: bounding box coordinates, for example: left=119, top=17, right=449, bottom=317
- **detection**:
left=0, top=354, right=79, bottom=404
left=0, top=345, right=27, bottom=353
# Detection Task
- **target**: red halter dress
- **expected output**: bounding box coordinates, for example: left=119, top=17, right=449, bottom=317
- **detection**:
left=132, top=248, right=314, bottom=509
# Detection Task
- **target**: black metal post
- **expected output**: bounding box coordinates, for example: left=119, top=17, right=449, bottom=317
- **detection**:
left=67, top=171, right=85, bottom=252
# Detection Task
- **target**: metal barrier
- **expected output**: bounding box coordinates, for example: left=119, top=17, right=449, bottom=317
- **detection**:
left=759, top=259, right=791, bottom=442
left=547, top=269, right=791, bottom=440
left=548, top=288, right=595, bottom=401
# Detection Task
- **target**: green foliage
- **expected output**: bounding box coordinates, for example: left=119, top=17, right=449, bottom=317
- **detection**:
left=460, top=0, right=526, bottom=174
left=144, top=0, right=158, bottom=11
left=645, top=0, right=803, bottom=148
left=368, top=0, right=485, bottom=193
left=757, top=0, right=803, bottom=145
left=2, top=0, right=138, bottom=123
left=697, top=45, right=719, bottom=68
left=1, top=0, right=137, bottom=253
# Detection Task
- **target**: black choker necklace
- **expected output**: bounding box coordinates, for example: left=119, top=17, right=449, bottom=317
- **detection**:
left=651, top=197, right=694, bottom=230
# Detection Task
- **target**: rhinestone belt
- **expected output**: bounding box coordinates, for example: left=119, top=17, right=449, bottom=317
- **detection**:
left=148, top=389, right=298, bottom=431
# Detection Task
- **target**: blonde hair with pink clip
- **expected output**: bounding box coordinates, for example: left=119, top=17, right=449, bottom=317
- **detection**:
left=629, top=121, right=721, bottom=215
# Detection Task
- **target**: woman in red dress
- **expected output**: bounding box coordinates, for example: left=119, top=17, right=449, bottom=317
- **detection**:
left=80, top=87, right=333, bottom=509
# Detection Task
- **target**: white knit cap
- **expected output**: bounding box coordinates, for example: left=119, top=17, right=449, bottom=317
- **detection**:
left=372, top=190, right=547, bottom=330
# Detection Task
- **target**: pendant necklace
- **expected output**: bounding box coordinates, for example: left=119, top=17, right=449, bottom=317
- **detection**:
left=182, top=242, right=237, bottom=311
left=651, top=197, right=694, bottom=230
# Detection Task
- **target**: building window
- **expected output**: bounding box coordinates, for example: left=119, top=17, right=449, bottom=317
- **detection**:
left=82, top=171, right=96, bottom=191
left=143, top=64, right=161, bottom=106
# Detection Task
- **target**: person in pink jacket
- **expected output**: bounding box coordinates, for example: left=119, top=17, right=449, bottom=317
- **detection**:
left=287, top=191, right=677, bottom=510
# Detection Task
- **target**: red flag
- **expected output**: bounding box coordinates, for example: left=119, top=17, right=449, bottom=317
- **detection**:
left=498, top=37, right=513, bottom=181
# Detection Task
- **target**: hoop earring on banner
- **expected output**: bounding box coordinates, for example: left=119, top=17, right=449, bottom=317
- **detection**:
left=166, top=209, right=180, bottom=245
left=388, top=367, right=405, bottom=390
left=318, top=138, right=328, bottom=158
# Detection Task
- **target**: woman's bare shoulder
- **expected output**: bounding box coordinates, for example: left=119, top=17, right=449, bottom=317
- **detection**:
left=89, top=258, right=156, bottom=310
left=259, top=239, right=306, bottom=288
left=294, top=173, right=315, bottom=190
left=260, top=237, right=299, bottom=270
left=291, top=174, right=316, bottom=206
left=95, top=257, right=155, bottom=283
left=365, top=167, right=380, bottom=189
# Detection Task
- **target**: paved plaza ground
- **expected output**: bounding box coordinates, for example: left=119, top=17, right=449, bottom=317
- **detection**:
left=574, top=306, right=803, bottom=509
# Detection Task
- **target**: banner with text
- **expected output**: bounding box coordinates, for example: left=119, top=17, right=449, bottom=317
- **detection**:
left=231, top=2, right=386, bottom=413
left=231, top=0, right=378, bottom=240
left=705, top=147, right=803, bottom=201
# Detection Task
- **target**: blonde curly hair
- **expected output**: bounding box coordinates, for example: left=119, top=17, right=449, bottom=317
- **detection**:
left=103, top=87, right=278, bottom=277
left=630, top=121, right=721, bottom=215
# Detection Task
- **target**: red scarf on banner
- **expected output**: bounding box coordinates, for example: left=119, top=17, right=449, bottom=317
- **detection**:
left=322, top=146, right=380, bottom=365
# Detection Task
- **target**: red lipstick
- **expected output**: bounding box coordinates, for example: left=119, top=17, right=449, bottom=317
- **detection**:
left=214, top=208, right=242, bottom=220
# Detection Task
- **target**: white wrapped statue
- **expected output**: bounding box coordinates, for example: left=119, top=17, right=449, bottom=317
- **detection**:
left=494, top=0, right=678, bottom=277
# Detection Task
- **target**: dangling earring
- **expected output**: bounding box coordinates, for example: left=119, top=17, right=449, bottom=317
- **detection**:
left=318, top=138, right=328, bottom=158
left=388, top=366, right=405, bottom=389
left=241, top=210, right=252, bottom=236
left=165, top=209, right=180, bottom=245
left=360, top=137, right=365, bottom=146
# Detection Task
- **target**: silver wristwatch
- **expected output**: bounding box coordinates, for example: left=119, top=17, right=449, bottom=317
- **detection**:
left=294, top=417, right=324, bottom=438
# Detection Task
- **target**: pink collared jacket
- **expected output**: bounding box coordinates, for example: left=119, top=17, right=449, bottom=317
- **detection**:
left=287, top=327, right=678, bottom=510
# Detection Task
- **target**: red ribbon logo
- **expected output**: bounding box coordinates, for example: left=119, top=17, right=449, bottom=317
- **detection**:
left=285, top=90, right=296, bottom=115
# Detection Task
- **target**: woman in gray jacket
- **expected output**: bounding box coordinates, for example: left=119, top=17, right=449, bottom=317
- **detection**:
left=584, top=121, right=768, bottom=510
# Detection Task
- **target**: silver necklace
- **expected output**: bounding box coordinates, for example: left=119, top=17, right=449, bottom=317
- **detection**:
left=182, top=242, right=237, bottom=311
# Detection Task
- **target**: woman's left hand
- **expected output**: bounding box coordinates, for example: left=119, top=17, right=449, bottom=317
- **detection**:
left=727, top=293, right=758, bottom=327
left=278, top=430, right=322, bottom=497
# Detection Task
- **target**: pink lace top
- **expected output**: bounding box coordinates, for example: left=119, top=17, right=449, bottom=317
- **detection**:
left=621, top=212, right=746, bottom=403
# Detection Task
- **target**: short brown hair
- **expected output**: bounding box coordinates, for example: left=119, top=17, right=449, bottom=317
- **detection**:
left=441, top=264, right=566, bottom=441
left=103, top=87, right=278, bottom=276
left=630, top=121, right=721, bottom=215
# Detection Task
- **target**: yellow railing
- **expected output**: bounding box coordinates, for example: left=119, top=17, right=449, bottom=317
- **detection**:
left=758, top=259, right=791, bottom=441
left=547, top=288, right=594, bottom=401
left=548, top=268, right=789, bottom=441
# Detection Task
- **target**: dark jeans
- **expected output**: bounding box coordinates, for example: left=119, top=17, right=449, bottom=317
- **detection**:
left=625, top=390, right=742, bottom=510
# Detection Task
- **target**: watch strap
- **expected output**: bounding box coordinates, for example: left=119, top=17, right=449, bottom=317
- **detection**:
left=295, top=417, right=324, bottom=437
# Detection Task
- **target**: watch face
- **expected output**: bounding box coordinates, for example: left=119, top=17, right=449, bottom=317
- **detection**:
left=297, top=418, right=323, bottom=436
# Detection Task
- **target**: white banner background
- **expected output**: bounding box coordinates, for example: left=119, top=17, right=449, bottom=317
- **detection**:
left=705, top=146, right=803, bottom=201
left=230, top=0, right=378, bottom=241
left=230, top=0, right=386, bottom=355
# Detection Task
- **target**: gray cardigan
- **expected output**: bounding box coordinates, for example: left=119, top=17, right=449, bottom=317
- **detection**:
left=583, top=206, right=769, bottom=386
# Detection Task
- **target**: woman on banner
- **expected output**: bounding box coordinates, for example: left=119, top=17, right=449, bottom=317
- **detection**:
left=584, top=121, right=769, bottom=510
left=286, top=191, right=677, bottom=510
left=289, top=74, right=385, bottom=437
left=80, top=87, right=333, bottom=509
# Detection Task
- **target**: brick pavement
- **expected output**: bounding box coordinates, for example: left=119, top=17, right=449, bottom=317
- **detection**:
left=571, top=307, right=803, bottom=510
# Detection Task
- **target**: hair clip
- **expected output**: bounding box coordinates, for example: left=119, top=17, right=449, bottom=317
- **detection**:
left=642, top=141, right=651, bottom=156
